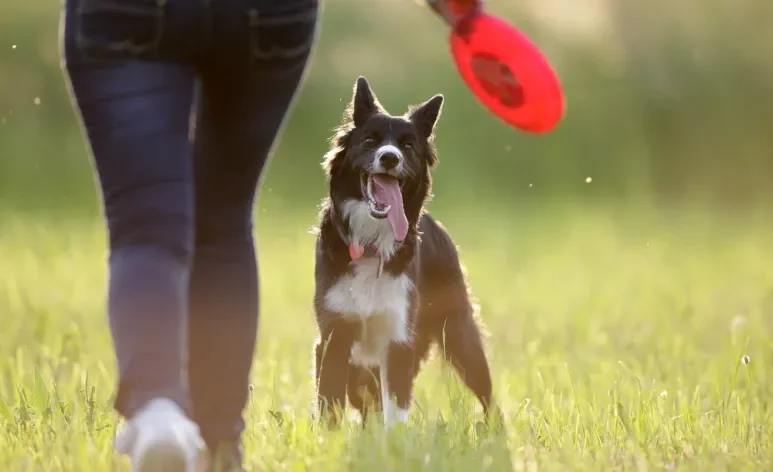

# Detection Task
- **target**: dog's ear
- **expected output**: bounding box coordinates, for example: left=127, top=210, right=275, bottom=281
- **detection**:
left=408, top=94, right=444, bottom=140
left=348, top=76, right=383, bottom=127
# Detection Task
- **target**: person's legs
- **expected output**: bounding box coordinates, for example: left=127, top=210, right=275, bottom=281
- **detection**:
left=186, top=0, right=319, bottom=458
left=62, top=0, right=206, bottom=464
left=65, top=58, right=205, bottom=468
left=65, top=58, right=205, bottom=469
left=67, top=59, right=196, bottom=417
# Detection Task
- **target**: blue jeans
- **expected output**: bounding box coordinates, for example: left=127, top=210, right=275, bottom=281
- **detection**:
left=62, top=0, right=318, bottom=446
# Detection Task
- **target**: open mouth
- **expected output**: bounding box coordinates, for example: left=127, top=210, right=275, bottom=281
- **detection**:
left=358, top=172, right=410, bottom=242
left=360, top=173, right=402, bottom=219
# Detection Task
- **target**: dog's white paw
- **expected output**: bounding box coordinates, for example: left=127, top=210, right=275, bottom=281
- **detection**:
left=383, top=401, right=410, bottom=430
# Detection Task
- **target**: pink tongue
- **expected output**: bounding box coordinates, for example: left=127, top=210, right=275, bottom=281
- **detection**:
left=372, top=175, right=408, bottom=241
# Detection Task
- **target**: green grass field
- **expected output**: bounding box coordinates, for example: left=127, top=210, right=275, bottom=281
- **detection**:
left=0, top=207, right=770, bottom=471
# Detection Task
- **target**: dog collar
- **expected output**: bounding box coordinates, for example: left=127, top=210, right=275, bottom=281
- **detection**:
left=348, top=242, right=385, bottom=278
left=348, top=242, right=380, bottom=261
left=334, top=218, right=389, bottom=277
left=334, top=217, right=381, bottom=260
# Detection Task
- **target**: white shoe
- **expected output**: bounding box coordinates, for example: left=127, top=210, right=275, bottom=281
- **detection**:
left=115, top=397, right=205, bottom=472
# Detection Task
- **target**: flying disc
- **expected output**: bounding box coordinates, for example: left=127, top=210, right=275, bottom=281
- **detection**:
left=428, top=1, right=566, bottom=133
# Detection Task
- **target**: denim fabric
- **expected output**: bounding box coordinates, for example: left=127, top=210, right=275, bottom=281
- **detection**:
left=61, top=0, right=319, bottom=446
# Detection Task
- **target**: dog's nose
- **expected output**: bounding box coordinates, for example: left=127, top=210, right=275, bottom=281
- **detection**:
left=379, top=152, right=400, bottom=170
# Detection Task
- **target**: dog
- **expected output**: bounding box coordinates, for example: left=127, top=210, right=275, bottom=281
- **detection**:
left=312, top=76, right=499, bottom=429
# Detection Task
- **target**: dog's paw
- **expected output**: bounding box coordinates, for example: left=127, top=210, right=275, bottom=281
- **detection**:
left=383, top=405, right=410, bottom=431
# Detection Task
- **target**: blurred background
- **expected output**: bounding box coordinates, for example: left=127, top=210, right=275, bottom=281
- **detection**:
left=3, top=0, right=773, bottom=221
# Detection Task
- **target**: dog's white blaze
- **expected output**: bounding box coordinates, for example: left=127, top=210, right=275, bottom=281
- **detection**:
left=375, top=144, right=403, bottom=160
left=373, top=144, right=404, bottom=173
left=341, top=199, right=397, bottom=258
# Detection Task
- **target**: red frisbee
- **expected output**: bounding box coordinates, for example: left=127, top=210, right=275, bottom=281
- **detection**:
left=428, top=1, right=566, bottom=133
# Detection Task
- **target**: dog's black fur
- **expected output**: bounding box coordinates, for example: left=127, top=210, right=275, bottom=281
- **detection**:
left=313, top=77, right=498, bottom=427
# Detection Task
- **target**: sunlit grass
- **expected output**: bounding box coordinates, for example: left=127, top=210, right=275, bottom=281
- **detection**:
left=0, top=207, right=770, bottom=471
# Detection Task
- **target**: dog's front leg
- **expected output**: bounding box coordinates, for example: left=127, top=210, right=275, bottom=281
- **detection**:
left=315, top=316, right=355, bottom=428
left=380, top=341, right=415, bottom=429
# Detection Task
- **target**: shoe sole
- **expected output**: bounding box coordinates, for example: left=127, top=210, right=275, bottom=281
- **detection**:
left=136, top=440, right=188, bottom=472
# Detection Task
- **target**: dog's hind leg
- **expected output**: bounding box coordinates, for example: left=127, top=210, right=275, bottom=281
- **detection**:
left=437, top=308, right=501, bottom=424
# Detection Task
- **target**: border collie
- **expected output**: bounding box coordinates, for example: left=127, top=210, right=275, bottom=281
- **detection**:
left=313, top=77, right=499, bottom=429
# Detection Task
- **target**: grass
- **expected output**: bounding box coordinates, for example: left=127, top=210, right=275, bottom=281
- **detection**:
left=0, top=205, right=770, bottom=471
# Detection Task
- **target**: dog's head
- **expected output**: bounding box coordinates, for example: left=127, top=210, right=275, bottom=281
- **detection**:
left=323, top=77, right=444, bottom=247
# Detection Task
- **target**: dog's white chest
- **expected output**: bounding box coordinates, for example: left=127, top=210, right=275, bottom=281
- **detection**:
left=324, top=258, right=413, bottom=365
left=324, top=258, right=411, bottom=320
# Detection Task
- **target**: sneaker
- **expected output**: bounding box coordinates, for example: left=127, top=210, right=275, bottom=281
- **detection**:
left=200, top=441, right=246, bottom=472
left=115, top=397, right=205, bottom=472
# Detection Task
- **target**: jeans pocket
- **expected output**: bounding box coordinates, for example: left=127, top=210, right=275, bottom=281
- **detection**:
left=76, top=0, right=166, bottom=61
left=248, top=0, right=320, bottom=74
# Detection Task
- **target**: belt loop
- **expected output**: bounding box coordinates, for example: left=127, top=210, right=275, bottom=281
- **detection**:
left=248, top=6, right=259, bottom=57
left=248, top=8, right=259, bottom=28
left=202, top=0, right=213, bottom=55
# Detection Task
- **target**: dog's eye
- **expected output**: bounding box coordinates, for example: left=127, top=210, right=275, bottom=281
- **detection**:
left=401, top=142, right=414, bottom=150
left=363, top=137, right=376, bottom=146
